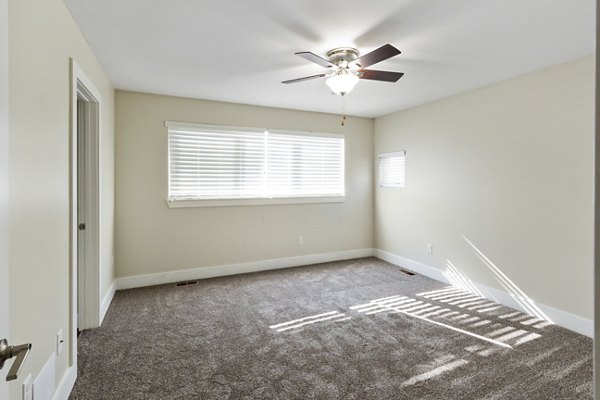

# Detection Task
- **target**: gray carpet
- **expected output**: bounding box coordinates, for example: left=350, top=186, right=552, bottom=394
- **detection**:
left=70, top=257, right=592, bottom=399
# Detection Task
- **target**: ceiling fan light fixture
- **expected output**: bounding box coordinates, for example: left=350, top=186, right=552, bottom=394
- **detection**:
left=283, top=44, right=403, bottom=96
left=325, top=71, right=359, bottom=95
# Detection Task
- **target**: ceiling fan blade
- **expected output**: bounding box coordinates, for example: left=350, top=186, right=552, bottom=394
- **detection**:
left=358, top=69, right=404, bottom=82
left=282, top=73, right=327, bottom=84
left=295, top=52, right=333, bottom=68
left=355, top=44, right=401, bottom=68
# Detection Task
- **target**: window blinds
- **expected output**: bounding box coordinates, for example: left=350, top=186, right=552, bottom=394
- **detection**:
left=267, top=132, right=344, bottom=198
left=167, top=123, right=345, bottom=201
left=378, top=151, right=406, bottom=188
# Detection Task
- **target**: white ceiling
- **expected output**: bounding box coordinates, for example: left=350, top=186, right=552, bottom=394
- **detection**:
left=64, top=0, right=595, bottom=118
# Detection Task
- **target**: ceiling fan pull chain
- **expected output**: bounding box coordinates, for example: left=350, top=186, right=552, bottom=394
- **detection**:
left=341, top=97, right=347, bottom=127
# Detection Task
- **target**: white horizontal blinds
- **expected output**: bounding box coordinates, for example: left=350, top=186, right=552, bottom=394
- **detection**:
left=167, top=122, right=345, bottom=201
left=379, top=151, right=406, bottom=188
left=168, top=126, right=265, bottom=200
left=267, top=131, right=344, bottom=197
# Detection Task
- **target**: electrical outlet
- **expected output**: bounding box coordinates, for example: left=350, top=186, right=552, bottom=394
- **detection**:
left=22, top=374, right=32, bottom=400
left=297, top=236, right=304, bottom=245
left=426, top=243, right=433, bottom=254
left=56, top=329, right=64, bottom=355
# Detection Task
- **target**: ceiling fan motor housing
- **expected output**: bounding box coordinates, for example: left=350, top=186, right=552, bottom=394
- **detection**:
left=326, top=47, right=359, bottom=67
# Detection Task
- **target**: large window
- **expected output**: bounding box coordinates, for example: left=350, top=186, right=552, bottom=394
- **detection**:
left=167, top=122, right=345, bottom=206
left=378, top=151, right=406, bottom=188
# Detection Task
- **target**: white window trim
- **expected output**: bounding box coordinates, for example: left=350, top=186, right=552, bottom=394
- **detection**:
left=165, top=121, right=346, bottom=207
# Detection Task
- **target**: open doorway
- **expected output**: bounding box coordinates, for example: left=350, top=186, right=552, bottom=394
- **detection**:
left=76, top=89, right=99, bottom=333
left=70, top=59, right=101, bottom=368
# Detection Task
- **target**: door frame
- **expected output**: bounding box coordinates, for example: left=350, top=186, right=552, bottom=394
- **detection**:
left=0, top=0, right=9, bottom=394
left=69, top=59, right=102, bottom=367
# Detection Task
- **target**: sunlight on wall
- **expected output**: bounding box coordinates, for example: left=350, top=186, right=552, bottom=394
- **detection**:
left=443, top=259, right=483, bottom=296
left=461, top=235, right=552, bottom=322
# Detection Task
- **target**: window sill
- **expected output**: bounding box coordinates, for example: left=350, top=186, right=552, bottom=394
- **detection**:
left=166, top=196, right=345, bottom=208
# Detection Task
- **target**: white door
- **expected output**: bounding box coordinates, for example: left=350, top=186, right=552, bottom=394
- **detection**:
left=0, top=0, right=9, bottom=395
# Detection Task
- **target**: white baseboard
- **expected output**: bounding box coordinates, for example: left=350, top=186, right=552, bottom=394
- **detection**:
left=376, top=250, right=448, bottom=283
left=99, top=281, right=116, bottom=324
left=374, top=249, right=593, bottom=338
left=116, top=248, right=375, bottom=290
left=51, top=366, right=76, bottom=400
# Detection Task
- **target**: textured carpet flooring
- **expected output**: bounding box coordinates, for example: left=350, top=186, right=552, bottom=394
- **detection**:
left=70, top=258, right=592, bottom=399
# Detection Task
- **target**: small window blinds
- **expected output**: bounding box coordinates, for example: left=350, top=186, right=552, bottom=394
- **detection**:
left=378, top=151, right=406, bottom=188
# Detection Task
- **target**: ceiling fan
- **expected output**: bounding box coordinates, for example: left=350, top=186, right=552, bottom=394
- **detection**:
left=282, top=44, right=404, bottom=96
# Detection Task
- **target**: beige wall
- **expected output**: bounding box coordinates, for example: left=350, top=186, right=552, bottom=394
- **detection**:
left=375, top=56, right=594, bottom=320
left=8, top=0, right=114, bottom=397
left=115, top=91, right=373, bottom=278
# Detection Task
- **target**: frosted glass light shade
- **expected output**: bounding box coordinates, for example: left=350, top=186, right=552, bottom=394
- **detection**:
left=326, top=73, right=359, bottom=95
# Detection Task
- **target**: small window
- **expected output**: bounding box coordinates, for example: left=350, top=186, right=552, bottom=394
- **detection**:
left=166, top=122, right=345, bottom=205
left=379, top=151, right=406, bottom=188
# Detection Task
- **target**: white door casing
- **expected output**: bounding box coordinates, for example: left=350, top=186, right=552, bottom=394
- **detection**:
left=0, top=0, right=9, bottom=394
left=70, top=60, right=102, bottom=369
